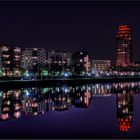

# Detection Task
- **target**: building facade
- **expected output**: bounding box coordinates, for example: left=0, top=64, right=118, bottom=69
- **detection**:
left=91, top=60, right=111, bottom=72
left=116, top=25, right=134, bottom=67
left=71, top=52, right=91, bottom=76
left=48, top=51, right=71, bottom=75
left=0, top=45, right=21, bottom=77
left=10, top=47, right=21, bottom=76
left=21, top=48, right=47, bottom=73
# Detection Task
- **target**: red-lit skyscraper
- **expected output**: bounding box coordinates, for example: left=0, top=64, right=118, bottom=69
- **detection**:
left=116, top=25, right=134, bottom=66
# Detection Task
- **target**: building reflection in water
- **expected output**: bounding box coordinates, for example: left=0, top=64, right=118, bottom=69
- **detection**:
left=0, top=83, right=118, bottom=121
left=0, top=90, right=22, bottom=120
left=92, top=84, right=112, bottom=97
left=49, top=86, right=71, bottom=111
left=70, top=85, right=92, bottom=108
left=116, top=83, right=134, bottom=132
left=0, top=82, right=139, bottom=133
left=21, top=88, right=49, bottom=116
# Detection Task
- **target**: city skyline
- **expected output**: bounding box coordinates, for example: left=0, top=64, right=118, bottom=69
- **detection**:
left=0, top=23, right=138, bottom=65
left=0, top=1, right=140, bottom=62
left=1, top=1, right=140, bottom=139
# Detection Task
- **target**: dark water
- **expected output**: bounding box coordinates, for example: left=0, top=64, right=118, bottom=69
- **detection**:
left=0, top=82, right=140, bottom=138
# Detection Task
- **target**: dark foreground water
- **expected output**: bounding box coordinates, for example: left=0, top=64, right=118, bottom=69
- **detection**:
left=0, top=82, right=140, bottom=138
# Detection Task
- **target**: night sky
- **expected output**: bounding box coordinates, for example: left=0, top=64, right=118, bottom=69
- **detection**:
left=0, top=1, right=140, bottom=63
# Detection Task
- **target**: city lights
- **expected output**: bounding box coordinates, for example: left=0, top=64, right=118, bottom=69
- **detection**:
left=0, top=25, right=139, bottom=81
left=1, top=1, right=140, bottom=139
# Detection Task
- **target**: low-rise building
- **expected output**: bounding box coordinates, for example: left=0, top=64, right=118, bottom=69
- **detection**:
left=91, top=60, right=111, bottom=72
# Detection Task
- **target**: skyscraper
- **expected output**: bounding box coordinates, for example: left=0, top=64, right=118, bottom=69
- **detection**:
left=116, top=25, right=134, bottom=66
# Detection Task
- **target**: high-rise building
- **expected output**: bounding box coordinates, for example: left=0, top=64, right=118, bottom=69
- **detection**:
left=0, top=45, right=21, bottom=77
left=48, top=50, right=71, bottom=75
left=72, top=52, right=91, bottom=75
left=91, top=60, right=111, bottom=72
left=21, top=48, right=47, bottom=72
left=116, top=25, right=134, bottom=66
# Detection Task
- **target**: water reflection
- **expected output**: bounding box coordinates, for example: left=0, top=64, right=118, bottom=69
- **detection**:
left=22, top=88, right=49, bottom=115
left=0, top=90, right=22, bottom=120
left=0, top=82, right=140, bottom=132
left=116, top=83, right=134, bottom=132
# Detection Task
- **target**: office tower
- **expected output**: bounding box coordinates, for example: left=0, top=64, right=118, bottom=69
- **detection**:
left=116, top=25, right=134, bottom=66
left=71, top=52, right=91, bottom=76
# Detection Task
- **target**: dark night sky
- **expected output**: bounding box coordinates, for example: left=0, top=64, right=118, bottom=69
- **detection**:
left=0, top=1, right=140, bottom=63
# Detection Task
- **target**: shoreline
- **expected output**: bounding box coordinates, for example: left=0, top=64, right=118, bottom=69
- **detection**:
left=0, top=76, right=140, bottom=89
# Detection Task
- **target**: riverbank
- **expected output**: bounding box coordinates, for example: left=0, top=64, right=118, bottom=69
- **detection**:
left=0, top=76, right=140, bottom=89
